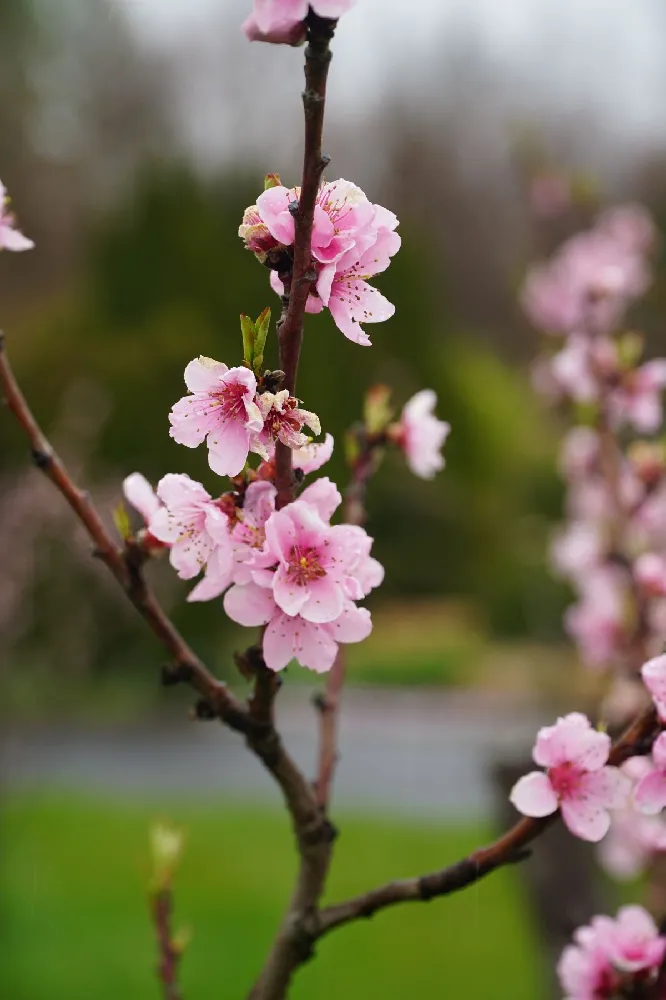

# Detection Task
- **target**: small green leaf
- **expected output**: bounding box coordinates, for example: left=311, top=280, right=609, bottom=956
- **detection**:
left=364, top=384, right=393, bottom=435
left=240, top=314, right=256, bottom=365
left=253, top=308, right=271, bottom=373
left=264, top=173, right=281, bottom=190
left=113, top=503, right=132, bottom=541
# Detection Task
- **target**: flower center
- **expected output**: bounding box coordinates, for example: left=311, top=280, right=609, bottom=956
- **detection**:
left=548, top=761, right=584, bottom=798
left=287, top=546, right=326, bottom=586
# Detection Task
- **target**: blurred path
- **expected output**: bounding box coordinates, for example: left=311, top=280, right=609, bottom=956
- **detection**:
left=2, top=688, right=545, bottom=820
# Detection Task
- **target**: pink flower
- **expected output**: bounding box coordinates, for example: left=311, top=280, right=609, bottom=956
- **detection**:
left=169, top=357, right=263, bottom=477
left=635, top=553, right=666, bottom=598
left=557, top=935, right=615, bottom=1000
left=243, top=1, right=356, bottom=44
left=564, top=566, right=629, bottom=670
left=223, top=581, right=371, bottom=673
left=0, top=180, right=33, bottom=251
left=264, top=500, right=352, bottom=623
left=316, top=225, right=400, bottom=345
left=550, top=521, right=604, bottom=581
left=256, top=179, right=375, bottom=265
left=558, top=905, right=666, bottom=999
left=642, top=654, right=666, bottom=721
left=292, top=432, right=334, bottom=475
left=252, top=390, right=321, bottom=458
left=634, top=732, right=666, bottom=815
left=608, top=359, right=666, bottom=434
left=229, top=480, right=278, bottom=585
left=123, top=473, right=162, bottom=525
left=559, top=428, right=600, bottom=482
left=510, top=712, right=630, bottom=841
left=255, top=183, right=401, bottom=345
left=521, top=209, right=652, bottom=336
left=238, top=205, right=281, bottom=260
left=394, top=390, right=450, bottom=480
left=148, top=474, right=233, bottom=598
left=593, top=906, right=666, bottom=974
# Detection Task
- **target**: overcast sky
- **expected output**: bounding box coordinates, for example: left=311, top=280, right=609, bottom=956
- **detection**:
left=118, top=0, right=666, bottom=175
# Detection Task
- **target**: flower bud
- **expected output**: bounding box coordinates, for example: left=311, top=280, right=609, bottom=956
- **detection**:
left=150, top=821, right=184, bottom=890
left=238, top=205, right=279, bottom=262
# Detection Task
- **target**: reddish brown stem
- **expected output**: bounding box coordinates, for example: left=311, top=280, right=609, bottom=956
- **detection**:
left=150, top=889, right=183, bottom=1000
left=275, top=13, right=335, bottom=510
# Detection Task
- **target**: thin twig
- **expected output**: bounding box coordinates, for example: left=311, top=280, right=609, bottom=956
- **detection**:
left=150, top=889, right=183, bottom=1000
left=315, top=705, right=660, bottom=938
left=274, top=12, right=335, bottom=510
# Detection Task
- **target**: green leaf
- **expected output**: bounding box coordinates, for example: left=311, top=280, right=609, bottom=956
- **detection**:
left=240, top=314, right=256, bottom=365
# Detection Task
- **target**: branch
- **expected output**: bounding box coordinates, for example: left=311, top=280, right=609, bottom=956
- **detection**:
left=315, top=705, right=660, bottom=939
left=150, top=889, right=183, bottom=1000
left=0, top=331, right=251, bottom=734
left=274, top=12, right=335, bottom=510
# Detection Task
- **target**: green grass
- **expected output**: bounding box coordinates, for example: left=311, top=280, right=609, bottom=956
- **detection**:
left=1, top=792, right=544, bottom=999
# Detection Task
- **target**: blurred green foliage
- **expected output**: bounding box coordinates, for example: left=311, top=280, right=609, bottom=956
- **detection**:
left=2, top=164, right=569, bottom=679
left=2, top=792, right=544, bottom=999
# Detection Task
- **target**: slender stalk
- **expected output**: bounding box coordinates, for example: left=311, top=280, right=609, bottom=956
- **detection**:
left=274, top=13, right=335, bottom=510
left=150, top=889, right=183, bottom=1000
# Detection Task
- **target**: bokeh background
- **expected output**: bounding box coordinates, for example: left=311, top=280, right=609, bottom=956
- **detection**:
left=2, top=1, right=666, bottom=997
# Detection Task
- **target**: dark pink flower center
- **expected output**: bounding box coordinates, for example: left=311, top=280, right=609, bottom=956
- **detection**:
left=215, top=381, right=249, bottom=420
left=548, top=761, right=584, bottom=799
left=287, top=546, right=326, bottom=586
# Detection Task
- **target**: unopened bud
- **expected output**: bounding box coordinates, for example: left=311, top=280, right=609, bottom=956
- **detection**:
left=150, top=821, right=185, bottom=890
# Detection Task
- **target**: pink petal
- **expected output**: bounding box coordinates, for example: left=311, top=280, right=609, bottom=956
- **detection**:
left=509, top=771, right=559, bottom=818
left=148, top=507, right=181, bottom=544
left=634, top=770, right=666, bottom=815
left=328, top=279, right=394, bottom=346
left=183, top=357, right=227, bottom=393
left=580, top=767, right=631, bottom=810
left=207, top=421, right=251, bottom=477
left=642, top=655, right=666, bottom=706
left=123, top=473, right=161, bottom=522
left=299, top=477, right=342, bottom=522
left=256, top=186, right=296, bottom=245
left=327, top=603, right=372, bottom=643
left=187, top=547, right=233, bottom=603
left=561, top=795, right=611, bottom=842
left=300, top=574, right=344, bottom=624
left=1, top=225, right=34, bottom=251
left=156, top=473, right=210, bottom=508
left=204, top=506, right=231, bottom=546
left=272, top=562, right=310, bottom=617
left=264, top=509, right=297, bottom=562
left=264, top=612, right=338, bottom=673
left=653, top=731, right=666, bottom=770
left=292, top=433, right=334, bottom=475
left=223, top=582, right=276, bottom=627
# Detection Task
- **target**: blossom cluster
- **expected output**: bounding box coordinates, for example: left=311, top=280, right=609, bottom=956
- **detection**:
left=524, top=206, right=666, bottom=674
left=558, top=904, right=666, bottom=999
left=240, top=178, right=400, bottom=346
left=168, top=357, right=321, bottom=477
